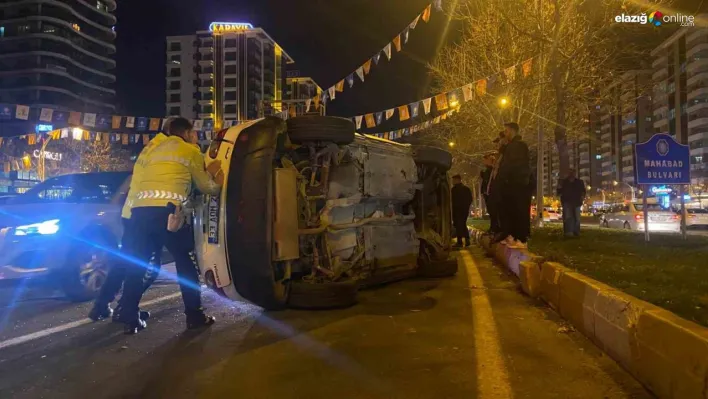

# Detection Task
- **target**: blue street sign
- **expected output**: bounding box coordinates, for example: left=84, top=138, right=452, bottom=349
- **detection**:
left=635, top=133, right=690, bottom=185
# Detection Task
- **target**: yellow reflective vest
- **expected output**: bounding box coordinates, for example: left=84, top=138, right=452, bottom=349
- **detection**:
left=122, top=134, right=220, bottom=217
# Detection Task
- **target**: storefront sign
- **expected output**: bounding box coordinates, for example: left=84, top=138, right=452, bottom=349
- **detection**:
left=635, top=133, right=690, bottom=185
left=35, top=124, right=53, bottom=133
left=650, top=186, right=673, bottom=195
left=209, top=22, right=253, bottom=34
left=207, top=195, right=220, bottom=244
left=33, top=149, right=63, bottom=161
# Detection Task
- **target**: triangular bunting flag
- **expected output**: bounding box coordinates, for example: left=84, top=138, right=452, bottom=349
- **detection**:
left=27, top=134, right=37, bottom=145
left=314, top=94, right=320, bottom=110
left=149, top=118, right=161, bottom=131
left=522, top=58, right=533, bottom=77
left=504, top=65, right=516, bottom=83
left=422, top=4, right=432, bottom=22
left=121, top=134, right=129, bottom=145
left=462, top=84, right=473, bottom=102
left=476, top=79, right=487, bottom=96
left=102, top=132, right=111, bottom=142
left=305, top=98, right=312, bottom=112
left=435, top=93, right=449, bottom=111
left=143, top=134, right=150, bottom=145
left=410, top=14, right=421, bottom=29
left=441, top=113, right=448, bottom=121
left=398, top=105, right=410, bottom=121
left=192, top=119, right=203, bottom=130
left=447, top=91, right=459, bottom=108
left=355, top=115, right=363, bottom=130
left=363, top=59, right=372, bottom=75
left=373, top=53, right=381, bottom=65
left=422, top=97, right=432, bottom=114
left=328, top=86, right=336, bottom=101
left=365, top=114, right=376, bottom=128
left=385, top=108, right=395, bottom=120
left=409, top=102, right=420, bottom=118
left=126, top=116, right=135, bottom=128
left=61, top=128, right=69, bottom=139
left=434, top=0, right=443, bottom=11
left=392, top=35, right=402, bottom=52
left=39, top=108, right=53, bottom=122
left=82, top=130, right=90, bottom=141
left=383, top=43, right=392, bottom=60
left=356, top=66, right=365, bottom=82
left=433, top=116, right=441, bottom=124
left=112, top=115, right=122, bottom=129
left=346, top=74, right=355, bottom=88
left=375, top=112, right=383, bottom=125
left=68, top=111, right=81, bottom=126
left=403, top=28, right=410, bottom=44
left=335, top=80, right=345, bottom=92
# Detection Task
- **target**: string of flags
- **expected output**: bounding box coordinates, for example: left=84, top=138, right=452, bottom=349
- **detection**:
left=353, top=56, right=536, bottom=136
left=302, top=1, right=442, bottom=113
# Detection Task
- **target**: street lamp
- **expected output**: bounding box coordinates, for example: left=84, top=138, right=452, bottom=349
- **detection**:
left=498, top=96, right=510, bottom=108
left=448, top=141, right=456, bottom=148
left=613, top=180, right=636, bottom=201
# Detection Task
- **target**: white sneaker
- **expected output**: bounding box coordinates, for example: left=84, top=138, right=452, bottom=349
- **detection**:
left=500, top=235, right=514, bottom=246
left=509, top=240, right=528, bottom=249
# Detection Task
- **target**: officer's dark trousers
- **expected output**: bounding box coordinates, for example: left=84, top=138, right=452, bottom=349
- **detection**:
left=94, top=218, right=161, bottom=309
left=483, top=194, right=501, bottom=233
left=121, top=207, right=203, bottom=324
left=453, top=213, right=470, bottom=245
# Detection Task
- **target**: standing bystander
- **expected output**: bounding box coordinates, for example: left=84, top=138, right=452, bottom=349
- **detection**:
left=451, top=175, right=473, bottom=248
left=557, top=169, right=586, bottom=237
left=496, top=122, right=531, bottom=249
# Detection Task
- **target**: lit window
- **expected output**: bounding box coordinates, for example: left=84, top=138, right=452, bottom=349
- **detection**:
left=596, top=155, right=602, bottom=160
left=72, top=23, right=81, bottom=32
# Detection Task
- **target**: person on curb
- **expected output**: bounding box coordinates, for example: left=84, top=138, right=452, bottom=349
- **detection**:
left=480, top=152, right=500, bottom=234
left=87, top=117, right=179, bottom=322
left=118, top=117, right=224, bottom=335
left=451, top=174, right=473, bottom=248
left=557, top=168, right=586, bottom=237
left=496, top=122, right=531, bottom=249
left=488, top=132, right=508, bottom=243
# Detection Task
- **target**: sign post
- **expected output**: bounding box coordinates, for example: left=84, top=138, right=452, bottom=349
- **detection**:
left=635, top=133, right=691, bottom=242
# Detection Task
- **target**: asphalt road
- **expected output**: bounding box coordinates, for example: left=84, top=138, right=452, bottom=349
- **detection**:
left=0, top=251, right=651, bottom=399
left=580, top=222, right=708, bottom=236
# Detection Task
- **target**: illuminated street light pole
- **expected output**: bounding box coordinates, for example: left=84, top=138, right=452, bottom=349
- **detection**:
left=613, top=180, right=636, bottom=201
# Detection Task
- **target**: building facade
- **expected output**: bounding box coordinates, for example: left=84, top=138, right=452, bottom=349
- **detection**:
left=652, top=27, right=708, bottom=185
left=284, top=70, right=322, bottom=116
left=0, top=0, right=117, bottom=113
left=578, top=104, right=603, bottom=192
left=165, top=22, right=293, bottom=125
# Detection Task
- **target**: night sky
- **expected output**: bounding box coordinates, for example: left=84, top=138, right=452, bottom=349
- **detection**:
left=114, top=0, right=453, bottom=125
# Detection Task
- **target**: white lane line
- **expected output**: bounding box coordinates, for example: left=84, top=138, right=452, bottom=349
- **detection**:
left=0, top=292, right=182, bottom=351
left=460, top=251, right=514, bottom=399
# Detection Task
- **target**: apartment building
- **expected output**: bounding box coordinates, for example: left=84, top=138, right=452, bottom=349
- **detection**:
left=651, top=26, right=708, bottom=185
left=165, top=22, right=293, bottom=126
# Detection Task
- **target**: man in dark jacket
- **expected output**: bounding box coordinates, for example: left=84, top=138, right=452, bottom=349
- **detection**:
left=557, top=168, right=586, bottom=237
left=497, top=122, right=531, bottom=248
left=480, top=152, right=500, bottom=233
left=451, top=174, right=473, bottom=247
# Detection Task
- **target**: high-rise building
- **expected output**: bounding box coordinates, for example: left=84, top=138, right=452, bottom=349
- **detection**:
left=165, top=22, right=293, bottom=125
left=0, top=0, right=117, bottom=113
left=578, top=104, right=603, bottom=192
left=284, top=70, right=322, bottom=115
left=652, top=27, right=708, bottom=185
left=598, top=70, right=653, bottom=192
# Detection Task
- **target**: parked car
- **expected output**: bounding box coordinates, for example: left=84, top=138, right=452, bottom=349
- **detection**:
left=544, top=208, right=561, bottom=222
left=0, top=172, right=131, bottom=301
left=599, top=201, right=680, bottom=232
left=193, top=116, right=455, bottom=310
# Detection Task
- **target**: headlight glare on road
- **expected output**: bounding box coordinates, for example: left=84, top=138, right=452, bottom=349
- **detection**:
left=13, top=219, right=60, bottom=236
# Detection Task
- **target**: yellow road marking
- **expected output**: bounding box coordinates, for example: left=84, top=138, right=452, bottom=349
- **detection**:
left=461, top=250, right=513, bottom=399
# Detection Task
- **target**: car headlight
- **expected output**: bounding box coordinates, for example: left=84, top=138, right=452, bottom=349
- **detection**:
left=13, top=219, right=60, bottom=236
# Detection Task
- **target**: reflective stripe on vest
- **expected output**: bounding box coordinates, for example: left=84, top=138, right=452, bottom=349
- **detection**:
left=136, top=191, right=187, bottom=202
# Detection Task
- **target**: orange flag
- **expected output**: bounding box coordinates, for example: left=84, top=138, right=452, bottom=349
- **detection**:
left=522, top=58, right=533, bottom=77
left=422, top=4, right=432, bottom=22
left=392, top=35, right=402, bottom=52
left=3, top=162, right=10, bottom=174
left=149, top=118, right=161, bottom=131
left=476, top=79, right=487, bottom=96
left=121, top=134, right=129, bottom=145
left=69, top=112, right=81, bottom=126
left=363, top=59, right=372, bottom=75
left=0, top=137, right=3, bottom=148
left=27, top=134, right=37, bottom=145
left=143, top=134, right=150, bottom=145
left=398, top=105, right=410, bottom=121
left=365, top=114, right=376, bottom=128
left=335, top=80, right=345, bottom=92
left=313, top=94, right=320, bottom=110
left=103, top=132, right=111, bottom=142
left=82, top=130, right=90, bottom=141
left=435, top=93, right=448, bottom=111
left=112, top=115, right=122, bottom=129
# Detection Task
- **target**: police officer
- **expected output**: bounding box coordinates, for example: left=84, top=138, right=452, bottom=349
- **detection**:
left=118, top=117, right=223, bottom=334
left=88, top=118, right=178, bottom=322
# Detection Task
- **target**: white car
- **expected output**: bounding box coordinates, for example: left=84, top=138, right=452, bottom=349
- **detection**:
left=599, top=201, right=680, bottom=232
left=193, top=115, right=455, bottom=310
left=686, top=208, right=708, bottom=227
left=544, top=209, right=561, bottom=222
left=0, top=172, right=130, bottom=301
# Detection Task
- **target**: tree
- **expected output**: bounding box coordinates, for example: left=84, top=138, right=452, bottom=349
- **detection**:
left=430, top=0, right=667, bottom=178
left=64, top=139, right=133, bottom=173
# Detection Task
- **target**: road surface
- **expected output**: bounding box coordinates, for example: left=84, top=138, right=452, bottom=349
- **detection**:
left=581, top=222, right=708, bottom=236
left=0, top=251, right=650, bottom=398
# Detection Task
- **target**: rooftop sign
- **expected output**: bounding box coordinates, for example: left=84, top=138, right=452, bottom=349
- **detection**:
left=209, top=22, right=253, bottom=34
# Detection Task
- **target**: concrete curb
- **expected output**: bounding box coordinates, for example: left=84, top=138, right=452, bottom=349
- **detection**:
left=470, top=228, right=708, bottom=399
